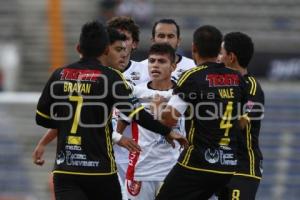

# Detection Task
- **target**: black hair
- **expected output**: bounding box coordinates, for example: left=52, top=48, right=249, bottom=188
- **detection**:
left=223, top=32, right=254, bottom=68
left=152, top=19, right=180, bottom=38
left=193, top=25, right=223, bottom=58
left=148, top=43, right=176, bottom=63
left=79, top=21, right=109, bottom=57
left=107, top=27, right=127, bottom=44
left=107, top=16, right=140, bottom=43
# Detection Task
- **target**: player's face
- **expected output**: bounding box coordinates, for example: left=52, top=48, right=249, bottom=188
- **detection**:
left=152, top=23, right=181, bottom=50
left=219, top=42, right=233, bottom=68
left=117, top=29, right=137, bottom=57
left=106, top=41, right=126, bottom=71
left=148, top=54, right=175, bottom=81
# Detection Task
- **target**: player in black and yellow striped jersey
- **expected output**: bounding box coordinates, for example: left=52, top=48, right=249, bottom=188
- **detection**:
left=155, top=26, right=249, bottom=200
left=217, top=32, right=265, bottom=200
left=35, top=21, right=187, bottom=200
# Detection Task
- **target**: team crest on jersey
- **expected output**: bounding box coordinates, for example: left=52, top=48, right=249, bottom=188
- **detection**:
left=176, top=68, right=185, bottom=78
left=130, top=71, right=141, bottom=81
left=204, top=148, right=219, bottom=164
left=56, top=151, right=65, bottom=165
left=127, top=180, right=142, bottom=196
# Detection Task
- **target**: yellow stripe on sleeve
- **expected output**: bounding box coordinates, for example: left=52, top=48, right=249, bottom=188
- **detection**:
left=36, top=110, right=51, bottom=119
left=177, top=66, right=207, bottom=87
left=128, top=106, right=145, bottom=118
left=249, top=77, right=257, bottom=95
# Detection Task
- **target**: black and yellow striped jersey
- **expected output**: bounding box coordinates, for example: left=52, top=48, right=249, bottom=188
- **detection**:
left=36, top=58, right=171, bottom=175
left=235, top=74, right=264, bottom=179
left=174, top=62, right=248, bottom=174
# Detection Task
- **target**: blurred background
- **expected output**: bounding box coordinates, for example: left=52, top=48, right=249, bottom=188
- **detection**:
left=0, top=0, right=299, bottom=199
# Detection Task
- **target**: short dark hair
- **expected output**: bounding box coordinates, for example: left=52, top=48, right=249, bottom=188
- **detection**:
left=79, top=21, right=109, bottom=57
left=148, top=43, right=176, bottom=63
left=107, top=16, right=140, bottom=43
left=152, top=19, right=180, bottom=38
left=193, top=25, right=222, bottom=58
left=107, top=27, right=127, bottom=44
left=223, top=32, right=254, bottom=68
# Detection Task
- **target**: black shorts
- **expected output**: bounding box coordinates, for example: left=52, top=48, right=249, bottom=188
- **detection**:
left=155, top=163, right=233, bottom=200
left=53, top=173, right=122, bottom=200
left=217, top=175, right=260, bottom=200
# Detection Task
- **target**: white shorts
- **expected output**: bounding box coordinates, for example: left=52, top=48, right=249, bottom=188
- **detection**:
left=126, top=179, right=163, bottom=200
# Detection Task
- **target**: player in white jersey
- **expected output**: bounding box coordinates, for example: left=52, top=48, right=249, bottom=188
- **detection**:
left=139, top=18, right=195, bottom=81
left=107, top=16, right=149, bottom=200
left=115, top=43, right=185, bottom=200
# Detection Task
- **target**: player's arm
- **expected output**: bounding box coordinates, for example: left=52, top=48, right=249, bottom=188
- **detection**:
left=36, top=69, right=60, bottom=129
left=238, top=75, right=251, bottom=130
left=32, top=129, right=58, bottom=166
left=113, top=120, right=141, bottom=152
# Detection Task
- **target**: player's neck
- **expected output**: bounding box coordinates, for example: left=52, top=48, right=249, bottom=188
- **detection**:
left=150, top=79, right=173, bottom=91
left=230, top=63, right=248, bottom=76
left=195, top=57, right=217, bottom=66
left=237, top=66, right=248, bottom=76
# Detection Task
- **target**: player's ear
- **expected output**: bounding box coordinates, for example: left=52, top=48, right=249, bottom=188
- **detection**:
left=132, top=41, right=138, bottom=50
left=76, top=44, right=81, bottom=54
left=76, top=44, right=83, bottom=58
left=176, top=37, right=182, bottom=49
left=170, top=62, right=176, bottom=72
left=192, top=42, right=197, bottom=54
left=151, top=37, right=154, bottom=44
left=230, top=52, right=237, bottom=64
left=103, top=46, right=109, bottom=55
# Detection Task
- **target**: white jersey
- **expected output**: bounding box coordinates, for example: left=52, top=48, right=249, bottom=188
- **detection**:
left=139, top=54, right=195, bottom=81
left=126, top=82, right=185, bottom=181
left=123, top=60, right=149, bottom=85
left=113, top=60, right=149, bottom=164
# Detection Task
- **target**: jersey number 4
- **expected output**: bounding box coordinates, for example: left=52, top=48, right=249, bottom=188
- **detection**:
left=219, top=101, right=233, bottom=146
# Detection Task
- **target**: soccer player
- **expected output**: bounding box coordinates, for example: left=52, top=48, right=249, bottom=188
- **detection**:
left=217, top=32, right=265, bottom=200
left=107, top=16, right=149, bottom=84
left=106, top=16, right=148, bottom=200
left=32, top=28, right=135, bottom=166
left=139, top=18, right=195, bottom=81
left=35, top=21, right=187, bottom=200
left=32, top=27, right=134, bottom=200
left=154, top=25, right=249, bottom=200
left=117, top=43, right=185, bottom=200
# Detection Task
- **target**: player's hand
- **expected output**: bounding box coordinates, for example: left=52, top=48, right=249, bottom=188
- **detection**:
left=32, top=144, right=45, bottom=166
left=239, top=115, right=250, bottom=130
left=165, top=131, right=189, bottom=149
left=117, top=137, right=141, bottom=152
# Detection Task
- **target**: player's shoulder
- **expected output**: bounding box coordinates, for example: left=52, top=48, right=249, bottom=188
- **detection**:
left=180, top=56, right=195, bottom=65
left=139, top=58, right=148, bottom=66
left=177, top=55, right=196, bottom=70
left=129, top=60, right=140, bottom=68
left=244, top=74, right=264, bottom=96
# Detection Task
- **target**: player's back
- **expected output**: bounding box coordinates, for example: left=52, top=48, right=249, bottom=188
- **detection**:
left=174, top=62, right=248, bottom=173
left=36, top=58, right=127, bottom=174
